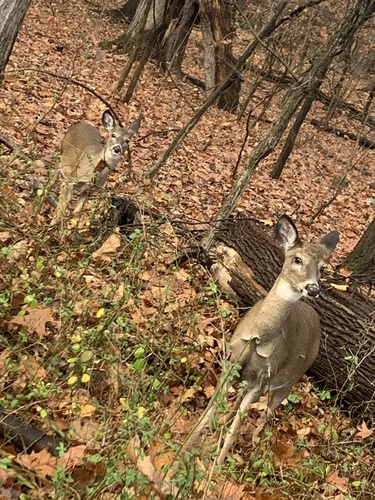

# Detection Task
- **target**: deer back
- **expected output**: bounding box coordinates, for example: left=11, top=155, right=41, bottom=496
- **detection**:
left=61, top=122, right=103, bottom=184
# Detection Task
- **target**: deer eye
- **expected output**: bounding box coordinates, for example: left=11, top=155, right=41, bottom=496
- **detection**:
left=294, top=256, right=303, bottom=265
left=112, top=133, right=117, bottom=139
left=320, top=264, right=326, bottom=272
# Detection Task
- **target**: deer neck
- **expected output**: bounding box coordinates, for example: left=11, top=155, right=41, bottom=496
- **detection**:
left=257, top=276, right=302, bottom=331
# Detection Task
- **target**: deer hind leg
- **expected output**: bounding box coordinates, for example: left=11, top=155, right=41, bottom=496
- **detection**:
left=51, top=182, right=73, bottom=225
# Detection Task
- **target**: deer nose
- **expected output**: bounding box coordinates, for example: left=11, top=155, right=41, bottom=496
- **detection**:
left=306, top=283, right=320, bottom=298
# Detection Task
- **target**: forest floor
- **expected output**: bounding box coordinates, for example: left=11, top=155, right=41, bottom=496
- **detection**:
left=0, top=0, right=374, bottom=499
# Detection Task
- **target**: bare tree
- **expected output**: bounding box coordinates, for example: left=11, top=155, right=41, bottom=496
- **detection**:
left=341, top=216, right=375, bottom=282
left=201, top=0, right=375, bottom=250
left=109, top=0, right=240, bottom=110
left=0, top=0, right=31, bottom=84
left=199, top=0, right=240, bottom=112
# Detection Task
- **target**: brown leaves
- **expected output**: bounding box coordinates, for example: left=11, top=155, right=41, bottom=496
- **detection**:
left=327, top=470, right=349, bottom=494
left=356, top=421, right=373, bottom=439
left=14, top=445, right=86, bottom=479
left=9, top=307, right=55, bottom=336
left=127, top=436, right=179, bottom=499
left=91, top=233, right=122, bottom=263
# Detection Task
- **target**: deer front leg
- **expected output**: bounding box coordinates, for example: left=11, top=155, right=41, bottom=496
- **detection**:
left=217, top=373, right=269, bottom=465
left=51, top=182, right=73, bottom=225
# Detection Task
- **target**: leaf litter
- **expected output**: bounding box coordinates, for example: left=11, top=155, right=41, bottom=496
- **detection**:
left=0, top=0, right=374, bottom=498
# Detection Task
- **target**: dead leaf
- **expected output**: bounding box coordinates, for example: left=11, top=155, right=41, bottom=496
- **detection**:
left=70, top=419, right=100, bottom=442
left=127, top=436, right=141, bottom=464
left=329, top=283, right=349, bottom=291
left=260, top=218, right=274, bottom=226
left=57, top=251, right=69, bottom=262
left=338, top=267, right=352, bottom=277
left=8, top=240, right=29, bottom=261
left=327, top=470, right=349, bottom=493
left=296, top=426, right=312, bottom=438
left=204, top=385, right=216, bottom=398
left=78, top=404, right=96, bottom=417
left=356, top=421, right=373, bottom=439
left=221, top=481, right=246, bottom=499
left=57, top=445, right=86, bottom=469
left=16, top=449, right=56, bottom=478
left=9, top=307, right=55, bottom=336
left=0, top=231, right=11, bottom=243
left=91, top=233, right=121, bottom=263
left=149, top=442, right=175, bottom=478
left=180, top=388, right=196, bottom=403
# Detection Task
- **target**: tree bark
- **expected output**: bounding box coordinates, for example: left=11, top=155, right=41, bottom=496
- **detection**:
left=0, top=0, right=31, bottom=84
left=210, top=217, right=375, bottom=417
left=163, top=0, right=198, bottom=77
left=341, top=216, right=375, bottom=282
left=199, top=0, right=240, bottom=112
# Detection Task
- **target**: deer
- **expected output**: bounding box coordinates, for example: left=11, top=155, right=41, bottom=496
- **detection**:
left=183, top=214, right=339, bottom=465
left=51, top=109, right=140, bottom=224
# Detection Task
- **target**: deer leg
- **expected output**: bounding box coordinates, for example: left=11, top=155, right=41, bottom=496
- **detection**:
left=95, top=166, right=110, bottom=188
left=51, top=182, right=73, bottom=225
left=73, top=188, right=90, bottom=214
left=267, top=380, right=296, bottom=412
left=182, top=403, right=217, bottom=452
left=182, top=378, right=233, bottom=452
left=73, top=167, right=111, bottom=214
left=217, top=382, right=266, bottom=465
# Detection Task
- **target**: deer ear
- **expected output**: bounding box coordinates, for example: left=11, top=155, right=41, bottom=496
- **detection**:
left=128, top=117, right=141, bottom=136
left=102, top=110, right=116, bottom=131
left=320, top=231, right=339, bottom=257
left=275, top=215, right=300, bottom=251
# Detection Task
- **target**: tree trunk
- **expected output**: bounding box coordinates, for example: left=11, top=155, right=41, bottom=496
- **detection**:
left=199, top=0, right=240, bottom=112
left=111, top=0, right=182, bottom=96
left=163, top=0, right=198, bottom=76
left=0, top=0, right=31, bottom=84
left=105, top=0, right=138, bottom=22
left=109, top=0, right=172, bottom=54
left=271, top=0, right=374, bottom=179
left=271, top=92, right=317, bottom=179
left=148, top=0, right=289, bottom=179
left=341, top=216, right=375, bottom=282
left=210, top=217, right=375, bottom=417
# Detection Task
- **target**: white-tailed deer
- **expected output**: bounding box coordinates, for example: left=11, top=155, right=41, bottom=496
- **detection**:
left=183, top=215, right=339, bottom=464
left=51, top=110, right=140, bottom=224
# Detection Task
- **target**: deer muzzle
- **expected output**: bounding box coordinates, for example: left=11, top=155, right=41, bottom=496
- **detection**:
left=305, top=283, right=320, bottom=298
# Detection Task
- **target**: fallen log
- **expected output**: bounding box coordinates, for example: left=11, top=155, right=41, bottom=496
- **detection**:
left=0, top=409, right=64, bottom=456
left=210, top=217, right=375, bottom=418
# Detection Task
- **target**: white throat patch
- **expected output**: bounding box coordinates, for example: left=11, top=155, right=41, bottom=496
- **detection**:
left=276, top=280, right=302, bottom=302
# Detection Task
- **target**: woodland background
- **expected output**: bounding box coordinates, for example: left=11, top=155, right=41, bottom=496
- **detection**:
left=0, top=0, right=375, bottom=498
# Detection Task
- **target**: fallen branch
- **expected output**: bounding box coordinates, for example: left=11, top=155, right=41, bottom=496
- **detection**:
left=310, top=119, right=375, bottom=149
left=0, top=409, right=64, bottom=456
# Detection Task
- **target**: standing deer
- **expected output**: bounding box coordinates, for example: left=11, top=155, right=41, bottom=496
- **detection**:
left=183, top=215, right=339, bottom=464
left=51, top=109, right=140, bottom=224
